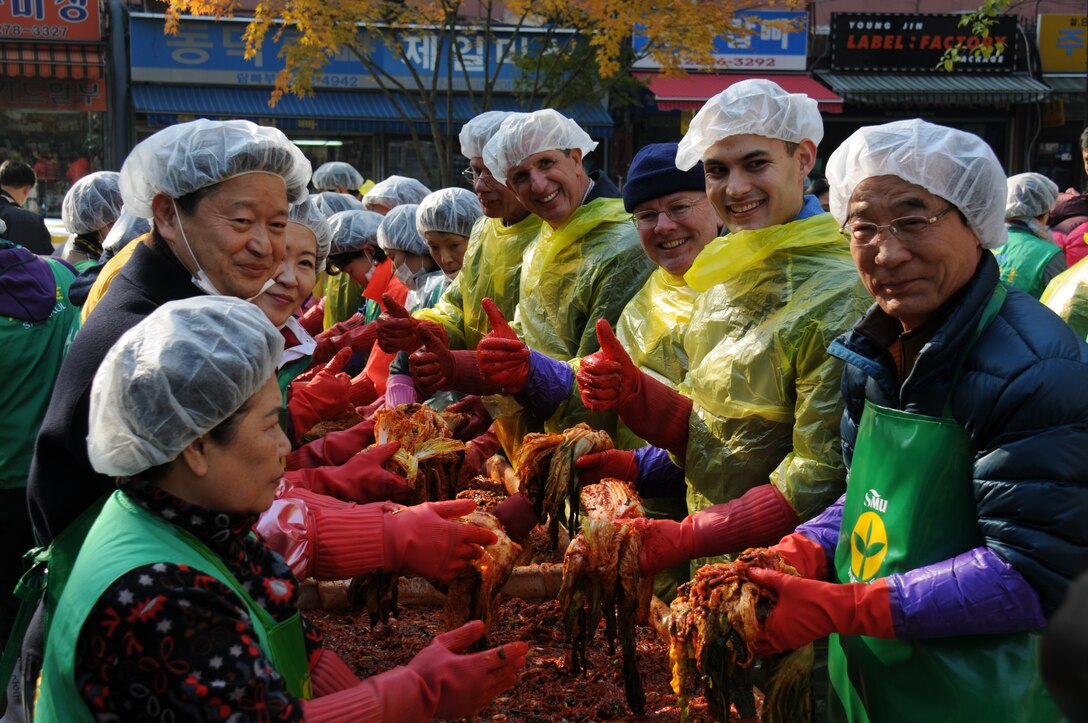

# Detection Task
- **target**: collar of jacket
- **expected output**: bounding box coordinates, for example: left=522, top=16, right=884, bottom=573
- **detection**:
left=828, top=252, right=998, bottom=414
left=684, top=212, right=845, bottom=292
left=119, top=234, right=202, bottom=307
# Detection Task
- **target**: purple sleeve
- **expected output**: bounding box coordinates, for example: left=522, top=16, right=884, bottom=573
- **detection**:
left=513, top=349, right=574, bottom=418
left=795, top=493, right=845, bottom=564
left=888, top=546, right=1047, bottom=639
left=633, top=445, right=686, bottom=498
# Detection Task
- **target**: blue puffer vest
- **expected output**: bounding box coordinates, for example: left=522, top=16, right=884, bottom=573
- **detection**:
left=828, top=252, right=1088, bottom=614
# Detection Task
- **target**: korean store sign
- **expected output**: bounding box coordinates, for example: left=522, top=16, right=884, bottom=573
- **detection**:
left=0, top=0, right=101, bottom=42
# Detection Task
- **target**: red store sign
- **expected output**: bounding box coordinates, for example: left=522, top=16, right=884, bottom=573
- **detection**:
left=0, top=0, right=101, bottom=42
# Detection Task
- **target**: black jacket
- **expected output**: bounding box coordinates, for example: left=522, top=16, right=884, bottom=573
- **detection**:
left=0, top=192, right=52, bottom=256
left=28, top=239, right=200, bottom=542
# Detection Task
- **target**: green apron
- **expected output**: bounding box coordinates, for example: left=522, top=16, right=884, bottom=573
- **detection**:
left=35, top=491, right=311, bottom=720
left=829, top=285, right=1061, bottom=722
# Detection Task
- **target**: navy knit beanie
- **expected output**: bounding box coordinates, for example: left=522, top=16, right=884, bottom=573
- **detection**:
left=622, top=142, right=706, bottom=212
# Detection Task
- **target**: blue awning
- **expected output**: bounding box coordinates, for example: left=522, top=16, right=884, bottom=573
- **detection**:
left=132, top=85, right=613, bottom=137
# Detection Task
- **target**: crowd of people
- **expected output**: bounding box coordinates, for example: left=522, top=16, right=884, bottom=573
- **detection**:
left=0, top=79, right=1086, bottom=721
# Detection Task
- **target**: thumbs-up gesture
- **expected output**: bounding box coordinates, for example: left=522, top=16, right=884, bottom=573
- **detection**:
left=576, top=319, right=641, bottom=411
left=409, top=322, right=458, bottom=397
left=476, top=298, right=531, bottom=393
left=376, top=292, right=449, bottom=353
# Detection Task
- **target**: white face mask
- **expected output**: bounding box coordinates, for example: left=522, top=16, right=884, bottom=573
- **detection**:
left=171, top=199, right=274, bottom=301
left=394, top=261, right=419, bottom=289
left=443, top=270, right=459, bottom=283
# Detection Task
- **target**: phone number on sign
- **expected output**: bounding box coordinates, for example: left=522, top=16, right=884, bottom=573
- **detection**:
left=0, top=24, right=70, bottom=38
left=714, top=57, right=778, bottom=67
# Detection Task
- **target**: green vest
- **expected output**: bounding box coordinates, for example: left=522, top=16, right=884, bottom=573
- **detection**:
left=829, top=286, right=1060, bottom=722
left=993, top=226, right=1062, bottom=299
left=322, top=273, right=366, bottom=330
left=36, top=491, right=311, bottom=720
left=0, top=257, right=78, bottom=489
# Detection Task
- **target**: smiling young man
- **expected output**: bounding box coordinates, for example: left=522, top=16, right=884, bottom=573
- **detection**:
left=396, top=110, right=652, bottom=452
left=576, top=79, right=871, bottom=578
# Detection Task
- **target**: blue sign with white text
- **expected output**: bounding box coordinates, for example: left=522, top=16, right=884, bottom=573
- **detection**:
left=631, top=10, right=808, bottom=71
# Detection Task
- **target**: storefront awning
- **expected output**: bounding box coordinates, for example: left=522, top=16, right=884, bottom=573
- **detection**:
left=0, top=43, right=104, bottom=80
left=816, top=72, right=1051, bottom=105
left=637, top=73, right=844, bottom=113
left=1044, top=75, right=1087, bottom=94
left=132, top=86, right=614, bottom=137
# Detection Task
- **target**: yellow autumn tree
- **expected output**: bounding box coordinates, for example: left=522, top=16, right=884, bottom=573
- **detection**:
left=163, top=0, right=804, bottom=185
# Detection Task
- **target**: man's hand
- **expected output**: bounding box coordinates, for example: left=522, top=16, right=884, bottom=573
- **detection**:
left=476, top=298, right=531, bottom=393
left=577, top=319, right=641, bottom=411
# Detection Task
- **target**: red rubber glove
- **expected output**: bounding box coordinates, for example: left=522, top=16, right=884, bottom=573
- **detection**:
left=408, top=620, right=528, bottom=719
left=376, top=293, right=449, bottom=353
left=575, top=449, right=638, bottom=486
left=348, top=370, right=378, bottom=406
left=578, top=319, right=692, bottom=457
left=383, top=499, right=499, bottom=583
left=312, top=321, right=377, bottom=366
left=577, top=318, right=642, bottom=411
left=476, top=297, right=531, bottom=393
left=444, top=395, right=493, bottom=441
left=301, top=621, right=528, bottom=721
left=490, top=492, right=538, bottom=543
left=288, top=347, right=354, bottom=439
left=459, top=428, right=502, bottom=487
left=297, top=300, right=326, bottom=336
left=286, top=418, right=376, bottom=470
left=324, top=311, right=368, bottom=339
left=772, top=532, right=830, bottom=581
left=748, top=570, right=895, bottom=655
left=409, top=326, right=501, bottom=398
left=282, top=442, right=408, bottom=504
left=628, top=484, right=800, bottom=576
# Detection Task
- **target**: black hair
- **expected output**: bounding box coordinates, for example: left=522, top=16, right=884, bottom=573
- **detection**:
left=809, top=178, right=830, bottom=196
left=174, top=185, right=217, bottom=217
left=73, top=231, right=103, bottom=260
left=783, top=141, right=799, bottom=156
left=0, top=160, right=35, bottom=188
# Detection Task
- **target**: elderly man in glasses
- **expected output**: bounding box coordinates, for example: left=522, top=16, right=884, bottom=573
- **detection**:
left=725, top=118, right=1088, bottom=722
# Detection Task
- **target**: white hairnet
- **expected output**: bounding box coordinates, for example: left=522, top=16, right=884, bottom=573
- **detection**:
left=378, top=204, right=427, bottom=256
left=311, top=191, right=364, bottom=218
left=87, top=296, right=283, bottom=477
left=415, top=188, right=482, bottom=238
left=62, top=171, right=123, bottom=235
left=119, top=119, right=312, bottom=218
left=328, top=209, right=383, bottom=255
left=102, top=208, right=152, bottom=255
left=459, top=111, right=516, bottom=159
left=363, top=175, right=431, bottom=212
left=1006, top=172, right=1059, bottom=220
left=675, top=79, right=823, bottom=171
left=482, top=109, right=598, bottom=185
left=289, top=198, right=333, bottom=271
left=0, top=219, right=7, bottom=237
left=312, top=161, right=364, bottom=192
left=826, top=119, right=1007, bottom=249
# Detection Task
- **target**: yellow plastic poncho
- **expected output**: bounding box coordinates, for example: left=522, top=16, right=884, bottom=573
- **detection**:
left=1041, top=255, right=1088, bottom=340
left=489, top=198, right=651, bottom=456
left=513, top=198, right=652, bottom=360
left=613, top=266, right=698, bottom=450
left=415, top=213, right=540, bottom=350
left=680, top=213, right=871, bottom=526
left=322, top=273, right=367, bottom=330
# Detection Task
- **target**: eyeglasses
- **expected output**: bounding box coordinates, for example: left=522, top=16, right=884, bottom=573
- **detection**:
left=631, top=198, right=704, bottom=229
left=843, top=206, right=956, bottom=244
left=461, top=166, right=497, bottom=187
